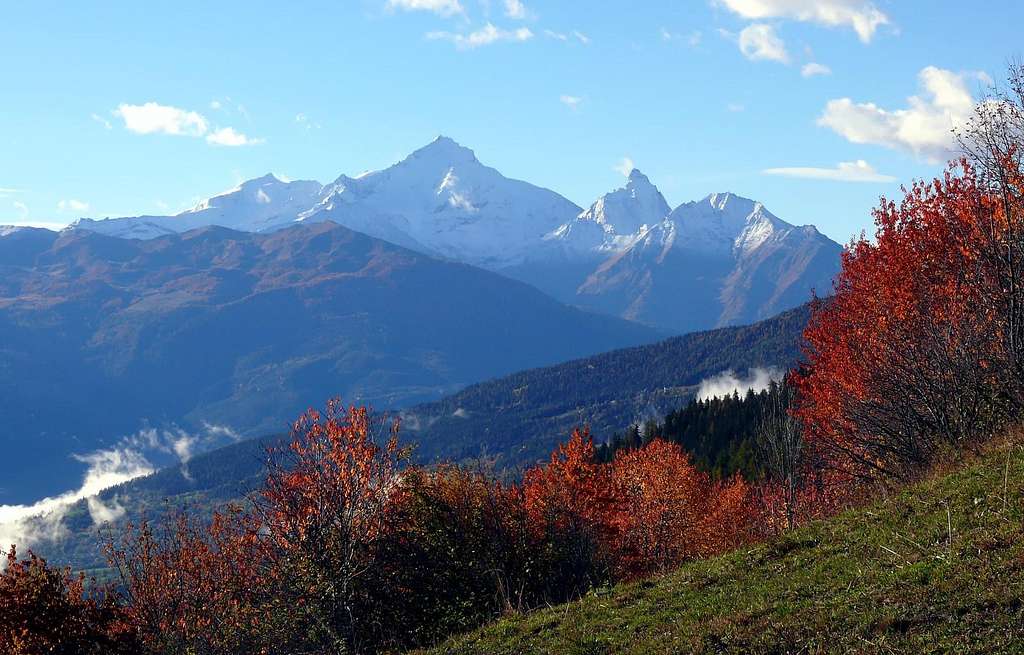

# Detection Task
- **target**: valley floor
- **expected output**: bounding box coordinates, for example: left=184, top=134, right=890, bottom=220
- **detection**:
left=427, top=441, right=1024, bottom=654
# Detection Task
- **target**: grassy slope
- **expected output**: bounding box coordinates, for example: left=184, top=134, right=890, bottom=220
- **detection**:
left=429, top=444, right=1024, bottom=654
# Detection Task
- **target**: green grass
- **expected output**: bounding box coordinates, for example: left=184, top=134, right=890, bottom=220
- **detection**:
left=427, top=443, right=1024, bottom=654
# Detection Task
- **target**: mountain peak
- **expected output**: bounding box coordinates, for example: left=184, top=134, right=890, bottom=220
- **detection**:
left=566, top=169, right=670, bottom=241
left=704, top=192, right=754, bottom=212
left=409, top=135, right=478, bottom=164
left=627, top=168, right=650, bottom=184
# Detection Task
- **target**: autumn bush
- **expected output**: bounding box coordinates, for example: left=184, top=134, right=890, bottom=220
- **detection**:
left=0, top=546, right=137, bottom=655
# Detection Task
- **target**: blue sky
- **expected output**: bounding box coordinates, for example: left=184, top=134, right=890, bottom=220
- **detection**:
left=1, top=0, right=1019, bottom=243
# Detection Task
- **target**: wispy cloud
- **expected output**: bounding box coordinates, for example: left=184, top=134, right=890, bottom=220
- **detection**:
left=697, top=367, right=783, bottom=401
left=90, top=113, right=112, bottom=130
left=0, top=446, right=154, bottom=554
left=427, top=22, right=534, bottom=49
left=717, top=0, right=889, bottom=43
left=560, top=94, right=583, bottom=110
left=661, top=28, right=702, bottom=46
left=295, top=113, right=322, bottom=130
left=801, top=62, right=832, bottom=77
left=0, top=422, right=243, bottom=554
left=614, top=157, right=636, bottom=177
left=503, top=0, right=526, bottom=19
left=573, top=30, right=591, bottom=45
left=57, top=199, right=89, bottom=212
left=738, top=23, right=789, bottom=63
left=386, top=0, right=464, bottom=17
left=764, top=159, right=896, bottom=182
left=113, top=102, right=262, bottom=147
left=206, top=127, right=264, bottom=147
left=818, top=66, right=985, bottom=161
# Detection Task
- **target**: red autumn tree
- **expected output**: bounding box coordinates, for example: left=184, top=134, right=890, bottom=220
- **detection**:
left=609, top=439, right=709, bottom=577
left=258, top=401, right=410, bottom=653
left=795, top=64, right=1024, bottom=481
left=1, top=546, right=136, bottom=655
left=522, top=428, right=619, bottom=584
left=703, top=473, right=756, bottom=551
left=794, top=167, right=1007, bottom=479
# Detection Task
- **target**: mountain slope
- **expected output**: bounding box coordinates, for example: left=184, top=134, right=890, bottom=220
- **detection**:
left=27, top=304, right=807, bottom=571
left=403, top=304, right=809, bottom=469
left=0, top=221, right=658, bottom=504
left=432, top=440, right=1024, bottom=654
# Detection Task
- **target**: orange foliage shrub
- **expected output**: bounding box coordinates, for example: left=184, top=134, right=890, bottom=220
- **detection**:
left=610, top=440, right=710, bottom=576
left=1, top=546, right=135, bottom=655
left=107, top=508, right=276, bottom=655
left=524, top=432, right=757, bottom=580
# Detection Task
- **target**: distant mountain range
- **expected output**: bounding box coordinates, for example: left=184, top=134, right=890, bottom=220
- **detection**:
left=0, top=222, right=657, bottom=504
left=70, top=136, right=842, bottom=333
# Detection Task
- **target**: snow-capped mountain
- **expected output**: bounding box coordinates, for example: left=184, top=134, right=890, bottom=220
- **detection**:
left=546, top=168, right=671, bottom=253
left=572, top=192, right=841, bottom=332
left=71, top=174, right=324, bottom=239
left=297, top=136, right=582, bottom=267
left=66, top=136, right=841, bottom=333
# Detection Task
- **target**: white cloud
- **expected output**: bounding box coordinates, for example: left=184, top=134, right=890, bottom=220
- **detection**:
left=427, top=22, right=534, bottom=49
left=661, top=28, right=702, bottom=46
left=763, top=160, right=896, bottom=182
left=86, top=496, right=127, bottom=524
left=697, top=367, right=783, bottom=401
left=113, top=102, right=261, bottom=147
left=504, top=0, right=526, bottom=19
left=560, top=94, right=583, bottom=110
left=90, top=113, right=112, bottom=130
left=614, top=157, right=635, bottom=177
left=0, top=445, right=154, bottom=553
left=802, top=62, right=832, bottom=77
left=57, top=199, right=89, bottom=212
left=544, top=29, right=568, bottom=41
left=206, top=126, right=263, bottom=147
left=573, top=30, right=591, bottom=45
left=818, top=66, right=984, bottom=161
left=387, top=0, right=463, bottom=16
left=295, top=113, right=322, bottom=130
left=13, top=201, right=28, bottom=219
left=210, top=100, right=223, bottom=110
left=718, top=0, right=889, bottom=43
left=115, top=102, right=208, bottom=136
left=738, top=23, right=789, bottom=63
